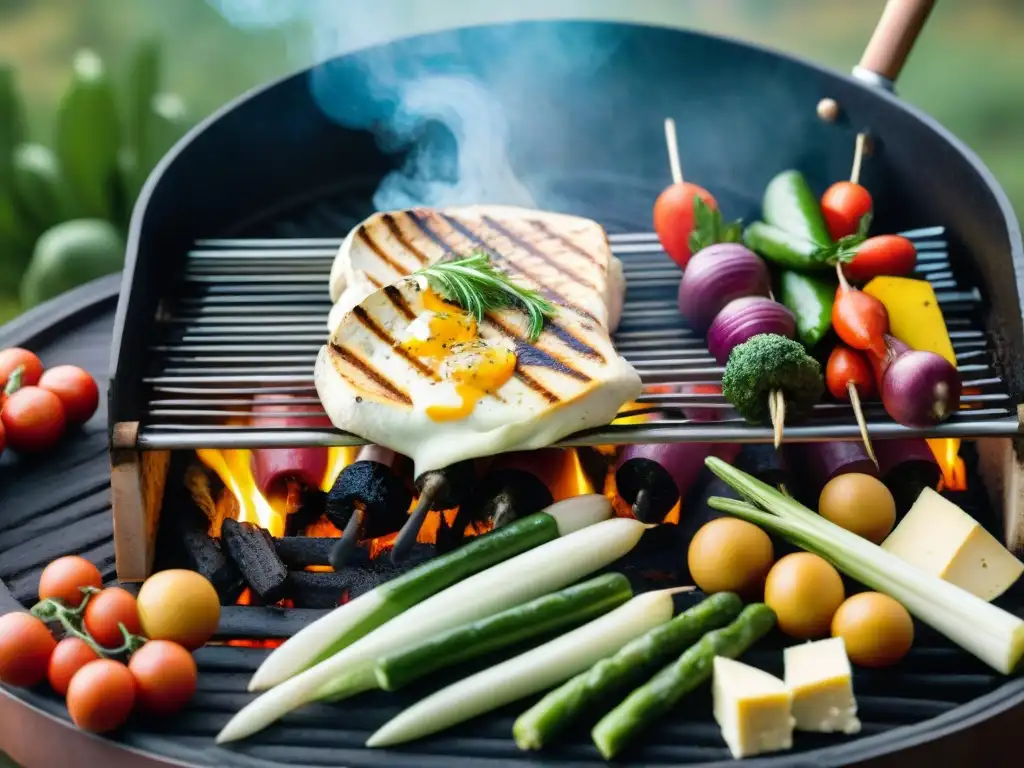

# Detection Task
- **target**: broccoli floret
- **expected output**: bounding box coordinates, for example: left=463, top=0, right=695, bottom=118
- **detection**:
left=721, top=334, right=824, bottom=424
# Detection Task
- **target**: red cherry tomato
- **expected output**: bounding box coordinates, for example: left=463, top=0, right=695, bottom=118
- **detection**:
left=66, top=659, right=136, bottom=733
left=47, top=637, right=100, bottom=695
left=653, top=182, right=718, bottom=269
left=821, top=181, right=873, bottom=240
left=843, top=235, right=917, bottom=283
left=39, top=556, right=104, bottom=608
left=0, top=348, right=43, bottom=390
left=0, top=387, right=66, bottom=453
left=826, top=345, right=876, bottom=401
left=128, top=640, right=198, bottom=716
left=83, top=588, right=143, bottom=649
left=37, top=366, right=99, bottom=425
left=0, top=612, right=57, bottom=687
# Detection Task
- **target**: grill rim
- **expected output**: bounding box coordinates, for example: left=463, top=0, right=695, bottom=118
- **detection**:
left=1, top=277, right=1024, bottom=767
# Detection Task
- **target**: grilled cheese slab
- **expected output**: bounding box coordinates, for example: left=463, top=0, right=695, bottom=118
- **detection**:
left=315, top=266, right=640, bottom=475
left=327, top=205, right=625, bottom=335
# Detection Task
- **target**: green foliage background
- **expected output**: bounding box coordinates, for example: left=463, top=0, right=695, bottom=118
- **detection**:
left=0, top=0, right=1021, bottom=331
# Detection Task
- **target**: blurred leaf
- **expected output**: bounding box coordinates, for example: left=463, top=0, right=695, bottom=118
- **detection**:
left=0, top=194, right=33, bottom=294
left=124, top=38, right=161, bottom=160
left=10, top=143, right=71, bottom=236
left=20, top=218, right=124, bottom=308
left=55, top=50, right=120, bottom=221
left=0, top=62, right=27, bottom=185
left=0, top=294, right=22, bottom=325
left=138, top=91, right=188, bottom=178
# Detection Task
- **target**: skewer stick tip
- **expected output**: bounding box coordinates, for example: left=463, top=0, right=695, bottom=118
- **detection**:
left=663, top=117, right=684, bottom=186
left=835, top=261, right=851, bottom=291
left=770, top=389, right=786, bottom=448
left=847, top=382, right=878, bottom=468
left=850, top=132, right=868, bottom=186
left=329, top=507, right=364, bottom=569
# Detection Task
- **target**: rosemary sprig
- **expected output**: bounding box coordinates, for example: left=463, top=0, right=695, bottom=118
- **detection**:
left=414, top=251, right=557, bottom=341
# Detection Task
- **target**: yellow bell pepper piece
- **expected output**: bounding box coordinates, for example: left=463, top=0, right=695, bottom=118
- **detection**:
left=864, top=276, right=960, bottom=482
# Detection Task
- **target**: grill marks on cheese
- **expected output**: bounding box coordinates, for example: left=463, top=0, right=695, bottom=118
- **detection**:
left=317, top=207, right=642, bottom=474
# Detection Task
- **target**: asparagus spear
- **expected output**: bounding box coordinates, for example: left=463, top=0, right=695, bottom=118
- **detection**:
left=513, top=591, right=742, bottom=750
left=591, top=603, right=777, bottom=760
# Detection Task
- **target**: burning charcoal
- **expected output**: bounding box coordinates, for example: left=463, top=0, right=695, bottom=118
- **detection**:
left=222, top=519, right=289, bottom=604
left=166, top=503, right=245, bottom=604
left=286, top=571, right=349, bottom=609
left=284, top=486, right=328, bottom=537
left=577, top=446, right=614, bottom=494
left=325, top=450, right=412, bottom=539
left=273, top=537, right=334, bottom=568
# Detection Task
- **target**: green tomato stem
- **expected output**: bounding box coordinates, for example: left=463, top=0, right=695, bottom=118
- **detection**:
left=30, top=587, right=147, bottom=658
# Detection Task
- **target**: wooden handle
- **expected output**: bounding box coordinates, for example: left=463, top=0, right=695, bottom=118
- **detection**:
left=858, top=0, right=936, bottom=83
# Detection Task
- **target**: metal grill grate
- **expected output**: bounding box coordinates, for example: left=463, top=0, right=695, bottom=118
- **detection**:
left=137, top=225, right=1020, bottom=450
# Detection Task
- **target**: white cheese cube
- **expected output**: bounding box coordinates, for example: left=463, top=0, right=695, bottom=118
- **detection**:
left=712, top=656, right=794, bottom=759
left=882, top=487, right=1023, bottom=601
left=784, top=637, right=861, bottom=734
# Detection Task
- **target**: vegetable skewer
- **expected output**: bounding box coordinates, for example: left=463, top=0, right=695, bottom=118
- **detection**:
left=826, top=345, right=878, bottom=467
left=591, top=603, right=777, bottom=759
left=222, top=506, right=644, bottom=743
left=390, top=460, right=476, bottom=565
left=248, top=495, right=611, bottom=692
left=833, top=265, right=889, bottom=358
left=366, top=587, right=689, bottom=748
left=375, top=573, right=633, bottom=691
left=513, top=591, right=742, bottom=751
left=704, top=457, right=1024, bottom=675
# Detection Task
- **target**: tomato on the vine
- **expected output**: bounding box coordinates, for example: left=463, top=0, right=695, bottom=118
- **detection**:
left=66, top=659, right=136, bottom=733
left=128, top=640, right=198, bottom=716
left=38, top=366, right=99, bottom=425
left=48, top=638, right=100, bottom=696
left=38, top=556, right=104, bottom=608
left=0, top=387, right=66, bottom=453
left=0, top=612, right=56, bottom=687
left=0, top=348, right=43, bottom=390
left=83, top=588, right=142, bottom=649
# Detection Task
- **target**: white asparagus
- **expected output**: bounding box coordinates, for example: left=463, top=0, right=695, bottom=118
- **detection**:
left=366, top=588, right=681, bottom=747
left=249, top=495, right=612, bottom=691
left=216, top=514, right=650, bottom=744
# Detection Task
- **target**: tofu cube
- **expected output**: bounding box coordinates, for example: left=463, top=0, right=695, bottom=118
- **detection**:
left=882, top=487, right=1023, bottom=601
left=784, top=637, right=862, bottom=734
left=712, top=656, right=794, bottom=759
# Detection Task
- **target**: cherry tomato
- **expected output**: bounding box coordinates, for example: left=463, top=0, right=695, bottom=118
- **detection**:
left=0, top=348, right=43, bottom=391
left=47, top=638, right=100, bottom=695
left=826, top=345, right=876, bottom=401
left=821, top=181, right=873, bottom=240
left=83, top=588, right=143, bottom=649
left=0, top=612, right=57, bottom=687
left=128, top=640, right=198, bottom=716
left=37, top=366, right=99, bottom=426
left=0, top=387, right=66, bottom=453
left=66, top=659, right=136, bottom=733
left=653, top=182, right=718, bottom=269
left=38, top=556, right=104, bottom=608
left=843, top=235, right=917, bottom=283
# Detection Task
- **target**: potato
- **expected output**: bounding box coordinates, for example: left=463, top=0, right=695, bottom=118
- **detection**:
left=819, top=473, right=896, bottom=544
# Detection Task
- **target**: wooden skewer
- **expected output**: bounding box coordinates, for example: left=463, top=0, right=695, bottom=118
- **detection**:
left=328, top=506, right=363, bottom=569
left=836, top=260, right=852, bottom=291
left=664, top=117, right=684, bottom=185
left=771, top=389, right=786, bottom=448
left=847, top=381, right=879, bottom=468
left=850, top=132, right=868, bottom=185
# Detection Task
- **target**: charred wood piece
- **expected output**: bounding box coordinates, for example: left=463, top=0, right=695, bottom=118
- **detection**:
left=222, top=519, right=289, bottom=604
left=286, top=571, right=349, bottom=609
left=284, top=484, right=328, bottom=536
left=168, top=504, right=246, bottom=604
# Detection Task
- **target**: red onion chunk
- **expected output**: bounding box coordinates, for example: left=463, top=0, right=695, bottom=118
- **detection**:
left=881, top=349, right=962, bottom=428
left=707, top=297, right=797, bottom=366
left=251, top=395, right=331, bottom=495
left=874, top=438, right=938, bottom=481
left=677, top=244, right=771, bottom=333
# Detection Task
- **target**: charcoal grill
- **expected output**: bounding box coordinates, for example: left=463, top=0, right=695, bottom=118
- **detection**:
left=3, top=4, right=1024, bottom=767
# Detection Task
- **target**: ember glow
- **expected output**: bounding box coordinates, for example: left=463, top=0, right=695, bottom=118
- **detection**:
left=198, top=448, right=285, bottom=537
left=935, top=438, right=967, bottom=492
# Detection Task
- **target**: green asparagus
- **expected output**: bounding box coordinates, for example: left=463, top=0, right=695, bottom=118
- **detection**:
left=591, top=603, right=777, bottom=760
left=513, top=591, right=743, bottom=750
left=375, top=573, right=633, bottom=691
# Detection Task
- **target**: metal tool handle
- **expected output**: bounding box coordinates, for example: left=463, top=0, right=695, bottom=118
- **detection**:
left=853, top=0, right=936, bottom=90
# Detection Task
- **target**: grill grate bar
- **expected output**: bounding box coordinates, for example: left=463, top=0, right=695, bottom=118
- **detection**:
left=137, top=226, right=1019, bottom=449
